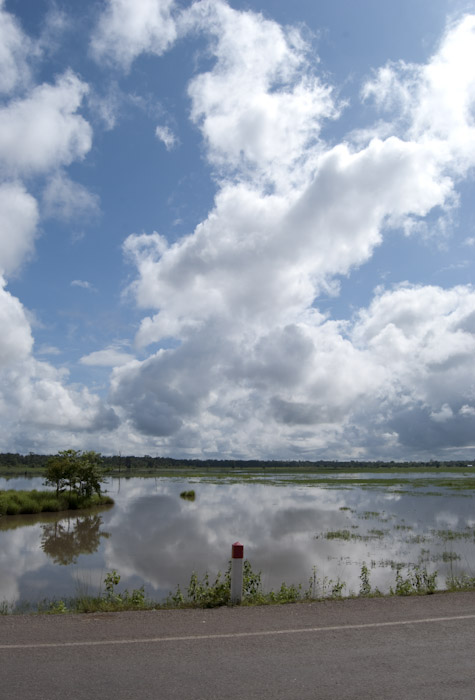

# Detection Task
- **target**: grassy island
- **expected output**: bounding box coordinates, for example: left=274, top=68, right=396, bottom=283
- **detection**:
left=0, top=489, right=114, bottom=516
left=0, top=449, right=113, bottom=516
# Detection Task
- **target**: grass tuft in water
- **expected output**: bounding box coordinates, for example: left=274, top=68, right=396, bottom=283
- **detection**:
left=432, top=551, right=461, bottom=563
left=432, top=529, right=472, bottom=542
left=323, top=530, right=352, bottom=540
left=367, top=528, right=389, bottom=538
left=180, top=490, right=196, bottom=501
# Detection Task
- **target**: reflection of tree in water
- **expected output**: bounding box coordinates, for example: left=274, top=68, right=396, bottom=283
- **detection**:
left=41, top=514, right=110, bottom=565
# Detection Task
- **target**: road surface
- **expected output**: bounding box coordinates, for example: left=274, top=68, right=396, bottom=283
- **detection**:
left=1, top=592, right=475, bottom=699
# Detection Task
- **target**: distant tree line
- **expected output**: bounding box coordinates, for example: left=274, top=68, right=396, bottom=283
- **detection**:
left=0, top=452, right=473, bottom=471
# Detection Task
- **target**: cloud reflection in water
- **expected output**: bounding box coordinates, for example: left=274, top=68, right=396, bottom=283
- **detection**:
left=1, top=477, right=475, bottom=605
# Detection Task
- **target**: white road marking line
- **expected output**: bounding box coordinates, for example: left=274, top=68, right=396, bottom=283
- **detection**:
left=1, top=613, right=475, bottom=650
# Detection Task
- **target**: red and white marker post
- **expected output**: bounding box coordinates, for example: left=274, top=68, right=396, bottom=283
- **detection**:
left=231, top=541, right=244, bottom=604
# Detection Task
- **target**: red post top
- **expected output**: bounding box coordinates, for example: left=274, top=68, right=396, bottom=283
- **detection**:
left=232, top=541, right=244, bottom=559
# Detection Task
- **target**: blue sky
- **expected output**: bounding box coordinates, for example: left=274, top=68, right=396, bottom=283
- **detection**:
left=2, top=0, right=475, bottom=460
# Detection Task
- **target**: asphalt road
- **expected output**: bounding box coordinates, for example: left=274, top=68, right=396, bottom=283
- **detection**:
left=2, top=592, right=475, bottom=699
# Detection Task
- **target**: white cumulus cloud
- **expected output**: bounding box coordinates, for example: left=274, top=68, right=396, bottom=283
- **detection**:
left=0, top=182, right=38, bottom=276
left=110, top=11, right=475, bottom=459
left=90, top=0, right=178, bottom=70
left=0, top=71, right=92, bottom=178
left=80, top=347, right=136, bottom=367
left=0, top=0, right=34, bottom=95
left=183, top=0, right=339, bottom=188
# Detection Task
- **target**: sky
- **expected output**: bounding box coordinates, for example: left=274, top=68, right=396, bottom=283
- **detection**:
left=1, top=0, right=475, bottom=461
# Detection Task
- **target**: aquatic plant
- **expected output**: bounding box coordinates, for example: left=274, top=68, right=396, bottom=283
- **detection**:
left=432, top=529, right=472, bottom=541
left=433, top=551, right=461, bottom=563
left=323, top=530, right=352, bottom=540
left=367, top=528, right=389, bottom=538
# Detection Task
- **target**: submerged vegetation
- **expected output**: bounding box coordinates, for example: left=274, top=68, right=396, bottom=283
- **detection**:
left=3, top=461, right=475, bottom=612
left=320, top=527, right=391, bottom=542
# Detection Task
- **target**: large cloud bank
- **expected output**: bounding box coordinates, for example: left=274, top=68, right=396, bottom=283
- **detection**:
left=2, top=0, right=475, bottom=459
left=0, top=1, right=117, bottom=452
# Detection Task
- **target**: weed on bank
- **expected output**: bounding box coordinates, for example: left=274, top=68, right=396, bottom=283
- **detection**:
left=3, top=560, right=475, bottom=615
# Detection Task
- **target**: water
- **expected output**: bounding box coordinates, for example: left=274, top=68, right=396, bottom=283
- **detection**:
left=1, top=475, right=475, bottom=607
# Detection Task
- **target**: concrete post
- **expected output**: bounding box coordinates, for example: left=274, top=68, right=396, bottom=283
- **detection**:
left=230, top=541, right=244, bottom=604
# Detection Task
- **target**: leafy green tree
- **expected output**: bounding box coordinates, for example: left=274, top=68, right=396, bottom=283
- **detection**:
left=44, top=450, right=77, bottom=496
left=62, top=450, right=81, bottom=494
left=44, top=450, right=105, bottom=499
left=76, top=451, right=104, bottom=498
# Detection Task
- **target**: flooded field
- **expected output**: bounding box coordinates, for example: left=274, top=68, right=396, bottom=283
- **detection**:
left=1, top=473, right=475, bottom=608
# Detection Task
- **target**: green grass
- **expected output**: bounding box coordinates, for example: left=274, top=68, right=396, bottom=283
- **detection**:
left=193, top=475, right=475, bottom=491
left=319, top=528, right=390, bottom=542
left=432, top=528, right=473, bottom=541
left=323, top=530, right=352, bottom=540
left=5, top=466, right=475, bottom=499
left=180, top=490, right=196, bottom=501
left=5, top=560, right=475, bottom=616
left=4, top=464, right=475, bottom=483
left=432, top=551, right=461, bottom=562
left=367, top=528, right=389, bottom=538
left=0, top=489, right=114, bottom=516
left=390, top=566, right=438, bottom=596
left=446, top=574, right=475, bottom=591
left=2, top=561, right=454, bottom=615
left=406, top=534, right=430, bottom=544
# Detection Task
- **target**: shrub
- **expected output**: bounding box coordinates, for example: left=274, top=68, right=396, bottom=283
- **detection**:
left=41, top=499, right=61, bottom=512
left=22, top=498, right=42, bottom=514
left=6, top=502, right=20, bottom=515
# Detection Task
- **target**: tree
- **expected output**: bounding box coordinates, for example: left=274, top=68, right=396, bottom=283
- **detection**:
left=44, top=450, right=105, bottom=500
left=76, top=451, right=104, bottom=498
left=44, top=450, right=78, bottom=497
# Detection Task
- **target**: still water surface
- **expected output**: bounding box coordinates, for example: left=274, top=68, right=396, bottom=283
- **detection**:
left=1, top=475, right=475, bottom=606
